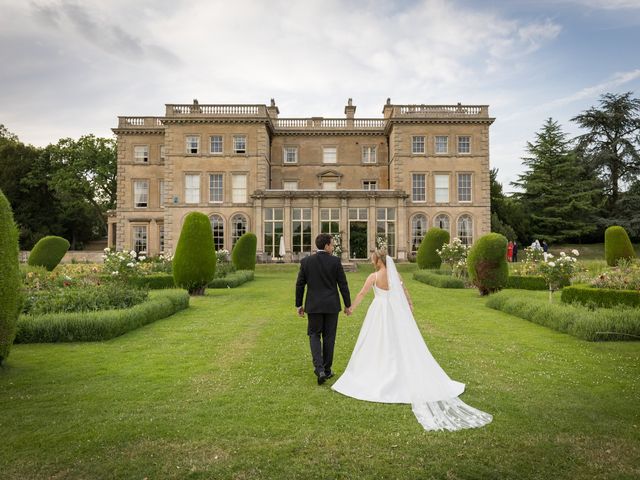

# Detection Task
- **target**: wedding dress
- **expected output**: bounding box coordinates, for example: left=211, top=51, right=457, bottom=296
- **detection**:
left=331, top=257, right=493, bottom=431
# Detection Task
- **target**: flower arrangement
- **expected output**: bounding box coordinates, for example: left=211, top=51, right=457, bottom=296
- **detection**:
left=590, top=258, right=640, bottom=291
left=332, top=233, right=343, bottom=257
left=102, top=247, right=142, bottom=281
left=375, top=235, right=388, bottom=251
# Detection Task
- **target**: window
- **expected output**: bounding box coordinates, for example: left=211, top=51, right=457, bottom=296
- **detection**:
left=362, top=146, right=377, bottom=164
left=232, top=174, right=247, bottom=203
left=159, top=179, right=165, bottom=209
left=159, top=224, right=165, bottom=253
left=210, top=135, right=223, bottom=154
left=283, top=181, right=298, bottom=190
left=320, top=208, right=340, bottom=235
left=134, top=145, right=149, bottom=163
left=133, top=225, right=147, bottom=254
left=233, top=135, right=246, bottom=154
left=435, top=136, right=449, bottom=154
left=411, top=214, right=428, bottom=252
left=434, top=214, right=450, bottom=233
left=412, top=136, right=425, bottom=154
left=348, top=208, right=368, bottom=220
left=376, top=208, right=396, bottom=257
left=458, top=136, right=470, bottom=154
left=323, top=147, right=337, bottom=164
left=231, top=214, right=248, bottom=247
left=457, top=215, right=473, bottom=245
left=458, top=173, right=472, bottom=202
left=210, top=214, right=224, bottom=251
left=134, top=180, right=149, bottom=208
left=283, top=146, right=298, bottom=164
left=363, top=181, right=377, bottom=190
left=264, top=208, right=284, bottom=257
left=160, top=145, right=166, bottom=163
left=412, top=174, right=426, bottom=202
left=209, top=174, right=223, bottom=203
left=322, top=181, right=337, bottom=190
left=186, top=136, right=200, bottom=154
left=292, top=208, right=312, bottom=253
left=435, top=174, right=449, bottom=203
left=185, top=174, right=200, bottom=204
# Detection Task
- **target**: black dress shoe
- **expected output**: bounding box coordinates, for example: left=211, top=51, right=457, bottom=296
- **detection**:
left=317, top=371, right=327, bottom=385
left=324, top=370, right=335, bottom=380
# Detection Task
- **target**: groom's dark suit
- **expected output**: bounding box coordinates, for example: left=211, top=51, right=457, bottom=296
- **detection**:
left=296, top=251, right=351, bottom=377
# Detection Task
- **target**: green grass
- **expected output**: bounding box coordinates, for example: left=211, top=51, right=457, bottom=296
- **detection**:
left=550, top=243, right=639, bottom=261
left=1, top=264, right=639, bottom=479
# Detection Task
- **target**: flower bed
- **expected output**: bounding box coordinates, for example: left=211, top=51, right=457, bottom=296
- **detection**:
left=16, top=290, right=189, bottom=343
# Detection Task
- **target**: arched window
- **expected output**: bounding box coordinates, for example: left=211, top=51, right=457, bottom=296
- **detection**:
left=209, top=214, right=225, bottom=251
left=411, top=214, right=428, bottom=252
left=457, top=215, right=473, bottom=245
left=434, top=214, right=450, bottom=233
left=231, top=214, right=248, bottom=247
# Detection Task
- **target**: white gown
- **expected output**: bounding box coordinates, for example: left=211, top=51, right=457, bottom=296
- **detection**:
left=332, top=258, right=493, bottom=431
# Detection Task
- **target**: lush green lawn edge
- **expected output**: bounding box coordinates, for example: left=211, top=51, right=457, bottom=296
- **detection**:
left=486, top=290, right=640, bottom=341
left=16, top=289, right=190, bottom=343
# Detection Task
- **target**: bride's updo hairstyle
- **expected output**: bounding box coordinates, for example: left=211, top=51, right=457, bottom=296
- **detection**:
left=373, top=248, right=387, bottom=267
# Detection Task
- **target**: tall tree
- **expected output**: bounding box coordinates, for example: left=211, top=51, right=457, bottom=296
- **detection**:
left=572, top=92, right=640, bottom=214
left=490, top=168, right=519, bottom=241
left=512, top=118, right=601, bottom=243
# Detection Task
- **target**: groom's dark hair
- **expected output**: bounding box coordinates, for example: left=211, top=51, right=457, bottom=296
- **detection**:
left=315, top=233, right=332, bottom=250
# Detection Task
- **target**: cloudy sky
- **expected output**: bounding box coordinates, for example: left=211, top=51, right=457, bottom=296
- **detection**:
left=1, top=0, right=639, bottom=190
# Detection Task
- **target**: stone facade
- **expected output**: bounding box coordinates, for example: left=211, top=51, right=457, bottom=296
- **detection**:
left=109, top=99, right=494, bottom=261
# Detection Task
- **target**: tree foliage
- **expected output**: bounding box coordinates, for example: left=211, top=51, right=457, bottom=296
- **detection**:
left=512, top=118, right=601, bottom=243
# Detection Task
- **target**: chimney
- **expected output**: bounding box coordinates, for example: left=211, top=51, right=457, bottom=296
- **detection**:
left=344, top=98, right=356, bottom=119
left=267, top=98, right=280, bottom=118
left=382, top=97, right=394, bottom=119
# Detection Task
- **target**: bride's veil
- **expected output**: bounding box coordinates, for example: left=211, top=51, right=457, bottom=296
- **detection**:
left=385, top=256, right=412, bottom=316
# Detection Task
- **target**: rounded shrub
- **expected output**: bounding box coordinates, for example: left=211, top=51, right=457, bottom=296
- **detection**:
left=231, top=232, right=257, bottom=271
left=467, top=233, right=509, bottom=296
left=0, top=189, right=23, bottom=365
left=172, top=212, right=217, bottom=295
left=28, top=235, right=70, bottom=271
left=416, top=227, right=450, bottom=269
left=604, top=226, right=636, bottom=266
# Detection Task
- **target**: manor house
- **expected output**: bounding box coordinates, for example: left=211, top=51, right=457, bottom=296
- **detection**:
left=109, top=98, right=494, bottom=261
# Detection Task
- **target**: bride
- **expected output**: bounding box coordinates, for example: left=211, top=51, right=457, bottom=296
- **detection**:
left=331, top=248, right=493, bottom=431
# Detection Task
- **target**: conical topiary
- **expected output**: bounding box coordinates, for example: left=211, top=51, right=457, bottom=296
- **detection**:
left=172, top=212, right=217, bottom=295
left=467, top=233, right=509, bottom=296
left=604, top=226, right=636, bottom=266
left=416, top=227, right=450, bottom=269
left=231, top=232, right=257, bottom=271
left=0, top=189, right=23, bottom=365
left=27, top=235, right=70, bottom=271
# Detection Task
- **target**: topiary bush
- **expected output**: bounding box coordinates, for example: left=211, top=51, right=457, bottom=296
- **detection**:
left=416, top=228, right=450, bottom=269
left=505, top=275, right=547, bottom=291
left=232, top=233, right=257, bottom=271
left=27, top=235, right=70, bottom=271
left=0, top=189, right=22, bottom=365
left=561, top=285, right=640, bottom=309
left=604, top=226, right=636, bottom=267
left=172, top=212, right=217, bottom=295
left=467, top=233, right=509, bottom=295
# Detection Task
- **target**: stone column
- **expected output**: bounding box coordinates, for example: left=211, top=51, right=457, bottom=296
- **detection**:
left=312, top=194, right=320, bottom=250
left=396, top=196, right=407, bottom=260
left=340, top=193, right=348, bottom=261
left=284, top=194, right=292, bottom=262
left=368, top=194, right=377, bottom=255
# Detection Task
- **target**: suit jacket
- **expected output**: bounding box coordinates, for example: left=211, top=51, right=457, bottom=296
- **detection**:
left=295, top=251, right=351, bottom=314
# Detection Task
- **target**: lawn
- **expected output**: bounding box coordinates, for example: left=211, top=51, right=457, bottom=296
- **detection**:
left=1, top=264, right=639, bottom=479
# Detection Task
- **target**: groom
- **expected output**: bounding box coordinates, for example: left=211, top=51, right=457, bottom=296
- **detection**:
left=296, top=233, right=352, bottom=385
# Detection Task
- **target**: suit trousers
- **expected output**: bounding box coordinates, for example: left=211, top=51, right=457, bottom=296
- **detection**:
left=307, top=313, right=339, bottom=375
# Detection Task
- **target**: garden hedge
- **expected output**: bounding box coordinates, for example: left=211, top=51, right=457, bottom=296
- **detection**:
left=0, top=189, right=22, bottom=365
left=16, top=290, right=189, bottom=343
left=413, top=270, right=465, bottom=289
left=129, top=273, right=176, bottom=289
left=208, top=270, right=255, bottom=289
left=27, top=235, right=70, bottom=271
left=604, top=226, right=636, bottom=266
left=561, top=285, right=640, bottom=309
left=173, top=212, right=217, bottom=295
left=416, top=228, right=449, bottom=269
left=467, top=233, right=508, bottom=295
left=232, top=232, right=257, bottom=271
left=487, top=290, right=640, bottom=341
left=505, top=275, right=547, bottom=291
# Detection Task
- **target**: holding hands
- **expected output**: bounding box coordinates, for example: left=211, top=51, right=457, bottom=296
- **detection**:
left=344, top=306, right=353, bottom=316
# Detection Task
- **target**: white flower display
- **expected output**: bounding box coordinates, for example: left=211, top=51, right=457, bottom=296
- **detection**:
left=548, top=261, right=556, bottom=267
left=572, top=249, right=580, bottom=256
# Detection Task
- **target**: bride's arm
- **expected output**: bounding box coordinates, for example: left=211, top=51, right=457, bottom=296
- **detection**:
left=350, top=273, right=376, bottom=312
